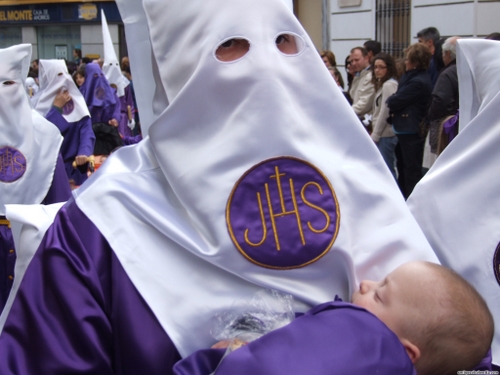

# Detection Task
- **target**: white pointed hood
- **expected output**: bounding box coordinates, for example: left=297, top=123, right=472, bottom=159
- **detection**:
left=101, top=9, right=129, bottom=97
left=0, top=44, right=62, bottom=215
left=408, top=39, right=500, bottom=365
left=34, top=59, right=90, bottom=122
left=76, top=0, right=438, bottom=357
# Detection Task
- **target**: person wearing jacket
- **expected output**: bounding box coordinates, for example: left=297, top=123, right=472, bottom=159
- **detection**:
left=387, top=43, right=433, bottom=198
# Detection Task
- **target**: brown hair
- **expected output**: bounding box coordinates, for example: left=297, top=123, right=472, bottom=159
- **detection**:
left=405, top=43, right=432, bottom=70
left=409, top=262, right=494, bottom=375
left=320, top=50, right=337, bottom=67
left=370, top=52, right=397, bottom=91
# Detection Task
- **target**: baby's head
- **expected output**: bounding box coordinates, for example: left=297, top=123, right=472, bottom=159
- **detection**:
left=352, top=261, right=493, bottom=375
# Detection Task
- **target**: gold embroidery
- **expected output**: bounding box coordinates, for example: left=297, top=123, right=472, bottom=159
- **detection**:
left=0, top=219, right=11, bottom=228
left=244, top=192, right=267, bottom=247
left=226, top=156, right=341, bottom=270
left=301, top=182, right=330, bottom=234
left=13, top=154, right=26, bottom=173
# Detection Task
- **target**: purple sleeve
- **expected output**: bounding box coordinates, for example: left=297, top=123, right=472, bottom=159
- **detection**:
left=122, top=134, right=143, bottom=145
left=41, top=153, right=72, bottom=204
left=45, top=107, right=70, bottom=134
left=0, top=200, right=181, bottom=374
left=77, top=116, right=95, bottom=157
left=174, top=302, right=416, bottom=375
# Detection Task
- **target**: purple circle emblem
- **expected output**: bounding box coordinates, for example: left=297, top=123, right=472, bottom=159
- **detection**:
left=95, top=87, right=105, bottom=100
left=63, top=99, right=75, bottom=115
left=226, top=157, right=340, bottom=269
left=494, top=243, right=500, bottom=287
left=0, top=147, right=27, bottom=183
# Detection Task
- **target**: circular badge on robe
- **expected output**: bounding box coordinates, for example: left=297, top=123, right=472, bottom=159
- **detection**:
left=0, top=147, right=27, bottom=183
left=226, top=157, right=340, bottom=269
left=63, top=99, right=75, bottom=115
left=494, top=243, right=500, bottom=287
left=95, top=87, right=105, bottom=100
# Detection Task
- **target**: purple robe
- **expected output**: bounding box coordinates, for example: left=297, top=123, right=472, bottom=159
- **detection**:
left=79, top=63, right=121, bottom=125
left=0, top=199, right=181, bottom=374
left=174, top=301, right=416, bottom=375
left=45, top=108, right=95, bottom=186
left=118, top=86, right=135, bottom=138
left=0, top=154, right=71, bottom=310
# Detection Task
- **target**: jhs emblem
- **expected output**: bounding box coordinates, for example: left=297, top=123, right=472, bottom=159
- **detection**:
left=63, top=99, right=75, bottom=115
left=0, top=146, right=27, bottom=183
left=95, top=87, right=105, bottom=100
left=494, top=243, right=500, bottom=287
left=226, top=157, right=340, bottom=269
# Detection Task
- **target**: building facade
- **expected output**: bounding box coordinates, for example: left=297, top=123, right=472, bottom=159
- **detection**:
left=0, top=0, right=123, bottom=62
left=295, top=0, right=500, bottom=81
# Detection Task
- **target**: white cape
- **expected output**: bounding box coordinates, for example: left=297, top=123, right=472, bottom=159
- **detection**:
left=408, top=39, right=500, bottom=365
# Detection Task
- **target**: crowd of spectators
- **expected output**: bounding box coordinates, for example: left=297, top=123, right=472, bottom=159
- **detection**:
left=320, top=27, right=498, bottom=198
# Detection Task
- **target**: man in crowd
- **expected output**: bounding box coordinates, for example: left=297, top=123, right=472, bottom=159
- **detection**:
left=363, top=40, right=381, bottom=65
left=427, top=36, right=460, bottom=155
left=417, top=27, right=444, bottom=87
left=349, top=47, right=374, bottom=125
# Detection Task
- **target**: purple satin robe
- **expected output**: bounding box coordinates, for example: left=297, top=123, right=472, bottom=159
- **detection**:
left=118, top=86, right=135, bottom=139
left=174, top=301, right=417, bottom=375
left=79, top=63, right=121, bottom=126
left=0, top=154, right=71, bottom=310
left=0, top=199, right=181, bottom=374
left=45, top=108, right=95, bottom=186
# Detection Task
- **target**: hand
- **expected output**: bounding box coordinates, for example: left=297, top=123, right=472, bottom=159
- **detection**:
left=75, top=155, right=88, bottom=166
left=127, top=118, right=136, bottom=130
left=211, top=340, right=232, bottom=349
left=53, top=89, right=71, bottom=109
left=108, top=119, right=119, bottom=127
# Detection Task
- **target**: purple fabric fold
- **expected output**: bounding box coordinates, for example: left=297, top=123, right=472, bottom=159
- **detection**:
left=0, top=200, right=181, bottom=374
left=174, top=301, right=416, bottom=375
left=442, top=110, right=459, bottom=143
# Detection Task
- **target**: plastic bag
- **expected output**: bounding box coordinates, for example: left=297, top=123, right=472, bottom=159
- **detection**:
left=209, top=289, right=295, bottom=374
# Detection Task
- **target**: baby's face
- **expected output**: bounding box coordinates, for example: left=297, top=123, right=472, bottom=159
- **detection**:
left=351, top=262, right=434, bottom=338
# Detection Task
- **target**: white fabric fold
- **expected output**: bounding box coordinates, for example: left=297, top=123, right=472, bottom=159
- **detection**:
left=0, top=202, right=66, bottom=333
left=77, top=0, right=438, bottom=357
left=408, top=38, right=500, bottom=365
left=34, top=59, right=90, bottom=122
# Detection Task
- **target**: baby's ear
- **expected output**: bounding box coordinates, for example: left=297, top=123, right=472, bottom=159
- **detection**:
left=400, top=338, right=421, bottom=364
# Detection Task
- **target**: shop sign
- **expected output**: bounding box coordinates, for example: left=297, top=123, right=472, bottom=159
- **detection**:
left=78, top=4, right=98, bottom=21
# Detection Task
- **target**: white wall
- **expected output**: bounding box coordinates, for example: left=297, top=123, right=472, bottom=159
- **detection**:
left=81, top=23, right=119, bottom=59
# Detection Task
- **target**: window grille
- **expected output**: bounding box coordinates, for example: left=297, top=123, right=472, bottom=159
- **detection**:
left=376, top=0, right=411, bottom=60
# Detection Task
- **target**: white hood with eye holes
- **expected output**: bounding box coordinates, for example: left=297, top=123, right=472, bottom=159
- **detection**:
left=75, top=0, right=438, bottom=358
left=34, top=59, right=90, bottom=123
left=101, top=9, right=129, bottom=97
left=0, top=44, right=62, bottom=215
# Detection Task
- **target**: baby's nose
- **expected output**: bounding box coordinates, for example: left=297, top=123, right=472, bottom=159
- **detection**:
left=359, top=280, right=376, bottom=294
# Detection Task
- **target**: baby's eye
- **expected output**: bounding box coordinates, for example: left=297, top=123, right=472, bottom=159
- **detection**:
left=215, top=38, right=250, bottom=62
left=3, top=80, right=15, bottom=86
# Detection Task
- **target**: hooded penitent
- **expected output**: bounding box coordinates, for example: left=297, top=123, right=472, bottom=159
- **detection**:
left=34, top=59, right=90, bottom=123
left=79, top=62, right=117, bottom=113
left=408, top=39, right=500, bottom=366
left=0, top=44, right=62, bottom=216
left=73, top=0, right=438, bottom=357
left=101, top=10, right=129, bottom=98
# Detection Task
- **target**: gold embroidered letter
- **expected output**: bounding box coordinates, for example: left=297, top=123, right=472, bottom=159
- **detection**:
left=244, top=192, right=267, bottom=247
left=301, top=182, right=330, bottom=234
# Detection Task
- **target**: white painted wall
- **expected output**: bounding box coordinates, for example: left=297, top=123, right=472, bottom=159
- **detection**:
left=81, top=23, right=119, bottom=59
